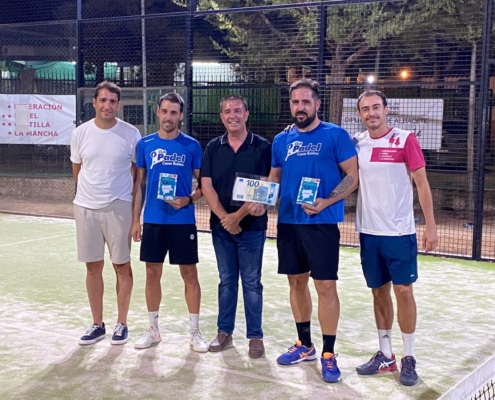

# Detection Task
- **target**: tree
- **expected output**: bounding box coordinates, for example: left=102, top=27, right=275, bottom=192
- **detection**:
left=177, top=0, right=484, bottom=124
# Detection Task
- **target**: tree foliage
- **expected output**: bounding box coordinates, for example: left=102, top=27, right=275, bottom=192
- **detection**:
left=175, top=0, right=489, bottom=123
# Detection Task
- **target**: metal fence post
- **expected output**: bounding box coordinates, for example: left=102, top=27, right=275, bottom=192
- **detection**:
left=473, top=0, right=493, bottom=260
left=75, top=0, right=83, bottom=126
left=141, top=0, right=148, bottom=137
left=317, top=3, right=327, bottom=120
left=185, top=0, right=197, bottom=135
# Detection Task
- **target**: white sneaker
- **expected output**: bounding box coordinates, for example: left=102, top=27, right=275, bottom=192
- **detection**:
left=134, top=326, right=162, bottom=349
left=190, top=329, right=208, bottom=353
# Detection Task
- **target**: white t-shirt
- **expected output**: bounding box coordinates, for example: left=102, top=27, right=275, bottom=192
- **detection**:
left=70, top=118, right=142, bottom=209
left=354, top=127, right=425, bottom=236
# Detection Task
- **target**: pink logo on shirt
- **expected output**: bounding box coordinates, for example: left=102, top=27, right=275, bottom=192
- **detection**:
left=370, top=148, right=405, bottom=163
left=388, top=133, right=396, bottom=147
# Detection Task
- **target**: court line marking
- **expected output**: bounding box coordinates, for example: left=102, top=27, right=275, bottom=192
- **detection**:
left=0, top=233, right=75, bottom=247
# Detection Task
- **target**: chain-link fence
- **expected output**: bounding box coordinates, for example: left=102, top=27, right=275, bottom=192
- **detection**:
left=0, top=0, right=494, bottom=260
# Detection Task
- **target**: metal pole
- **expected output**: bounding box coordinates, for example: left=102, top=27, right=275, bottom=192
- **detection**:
left=185, top=0, right=197, bottom=135
left=317, top=2, right=327, bottom=120
left=473, top=0, right=493, bottom=260
left=74, top=0, right=83, bottom=192
left=75, top=0, right=83, bottom=125
left=467, top=41, right=476, bottom=213
left=317, top=3, right=327, bottom=86
left=141, top=0, right=147, bottom=136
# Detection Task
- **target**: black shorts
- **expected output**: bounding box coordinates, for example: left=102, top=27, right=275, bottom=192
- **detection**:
left=277, top=223, right=340, bottom=280
left=140, top=223, right=199, bottom=265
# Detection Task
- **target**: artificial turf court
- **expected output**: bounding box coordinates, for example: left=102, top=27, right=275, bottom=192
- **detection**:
left=1, top=213, right=494, bottom=400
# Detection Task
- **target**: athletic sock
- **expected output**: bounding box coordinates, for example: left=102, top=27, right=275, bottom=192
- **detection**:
left=378, top=329, right=393, bottom=359
left=296, top=321, right=312, bottom=348
left=189, top=313, right=200, bottom=332
left=322, top=334, right=336, bottom=356
left=148, top=311, right=159, bottom=331
left=401, top=332, right=415, bottom=358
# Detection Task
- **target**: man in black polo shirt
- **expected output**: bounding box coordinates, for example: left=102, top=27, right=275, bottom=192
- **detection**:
left=201, top=95, right=271, bottom=359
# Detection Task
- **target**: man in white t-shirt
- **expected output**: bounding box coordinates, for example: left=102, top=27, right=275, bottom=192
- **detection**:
left=70, top=81, right=142, bottom=346
left=353, top=90, right=438, bottom=386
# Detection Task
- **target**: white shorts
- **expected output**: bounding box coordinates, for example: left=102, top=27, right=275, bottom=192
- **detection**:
left=74, top=199, right=132, bottom=264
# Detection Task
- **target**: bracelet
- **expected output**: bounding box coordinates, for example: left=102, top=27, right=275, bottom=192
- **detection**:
left=187, top=195, right=193, bottom=205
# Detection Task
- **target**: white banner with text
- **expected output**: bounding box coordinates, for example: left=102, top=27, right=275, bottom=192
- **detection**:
left=0, top=94, right=76, bottom=145
left=341, top=98, right=444, bottom=150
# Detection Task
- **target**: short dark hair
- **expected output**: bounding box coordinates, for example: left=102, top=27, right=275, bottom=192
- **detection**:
left=94, top=81, right=121, bottom=102
left=157, top=92, right=184, bottom=113
left=357, top=90, right=388, bottom=111
left=219, top=95, right=249, bottom=112
left=289, top=78, right=319, bottom=100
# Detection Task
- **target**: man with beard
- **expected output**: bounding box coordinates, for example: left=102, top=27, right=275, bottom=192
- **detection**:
left=130, top=92, right=208, bottom=352
left=251, top=78, right=358, bottom=382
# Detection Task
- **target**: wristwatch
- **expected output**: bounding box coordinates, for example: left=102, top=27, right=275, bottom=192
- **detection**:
left=187, top=195, right=193, bottom=205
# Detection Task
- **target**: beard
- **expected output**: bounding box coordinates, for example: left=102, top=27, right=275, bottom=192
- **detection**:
left=161, top=121, right=179, bottom=133
left=292, top=111, right=316, bottom=129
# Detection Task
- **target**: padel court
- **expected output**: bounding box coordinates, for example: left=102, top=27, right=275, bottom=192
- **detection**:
left=0, top=213, right=494, bottom=399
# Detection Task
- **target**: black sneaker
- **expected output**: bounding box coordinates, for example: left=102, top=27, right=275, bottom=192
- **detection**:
left=79, top=323, right=106, bottom=345
left=356, top=351, right=397, bottom=375
left=111, top=323, right=128, bottom=345
left=400, top=356, right=418, bottom=386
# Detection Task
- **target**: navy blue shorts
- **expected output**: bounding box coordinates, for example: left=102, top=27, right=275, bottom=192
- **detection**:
left=359, top=233, right=418, bottom=288
left=277, top=223, right=340, bottom=281
left=140, top=223, right=199, bottom=265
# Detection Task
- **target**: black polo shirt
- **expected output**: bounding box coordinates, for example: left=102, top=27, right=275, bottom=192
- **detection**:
left=202, top=131, right=271, bottom=231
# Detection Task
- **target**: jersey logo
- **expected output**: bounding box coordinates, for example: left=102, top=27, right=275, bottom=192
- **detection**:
left=150, top=149, right=186, bottom=169
left=388, top=133, right=401, bottom=147
left=285, top=141, right=322, bottom=161
left=370, top=148, right=405, bottom=163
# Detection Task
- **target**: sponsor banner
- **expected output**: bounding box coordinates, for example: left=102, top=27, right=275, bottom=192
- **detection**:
left=341, top=98, right=444, bottom=150
left=0, top=94, right=76, bottom=145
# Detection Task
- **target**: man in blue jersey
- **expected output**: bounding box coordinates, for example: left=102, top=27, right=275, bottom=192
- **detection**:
left=130, top=92, right=208, bottom=352
left=251, top=79, right=358, bottom=382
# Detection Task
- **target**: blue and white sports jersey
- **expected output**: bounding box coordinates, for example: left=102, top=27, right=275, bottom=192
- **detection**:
left=136, top=132, right=202, bottom=225
left=272, top=122, right=356, bottom=224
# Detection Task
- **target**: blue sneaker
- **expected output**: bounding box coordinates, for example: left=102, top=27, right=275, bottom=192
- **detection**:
left=400, top=356, right=418, bottom=386
left=111, top=323, right=128, bottom=345
left=277, top=340, right=317, bottom=365
left=356, top=350, right=397, bottom=375
left=321, top=352, right=341, bottom=383
left=79, top=323, right=106, bottom=345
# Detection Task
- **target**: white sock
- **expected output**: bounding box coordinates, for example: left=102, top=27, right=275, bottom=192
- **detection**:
left=189, top=313, right=199, bottom=332
left=148, top=311, right=159, bottom=331
left=402, top=332, right=415, bottom=358
left=378, top=329, right=393, bottom=359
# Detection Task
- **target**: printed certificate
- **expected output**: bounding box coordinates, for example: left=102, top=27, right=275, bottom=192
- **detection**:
left=296, top=177, right=320, bottom=205
left=157, top=173, right=177, bottom=201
